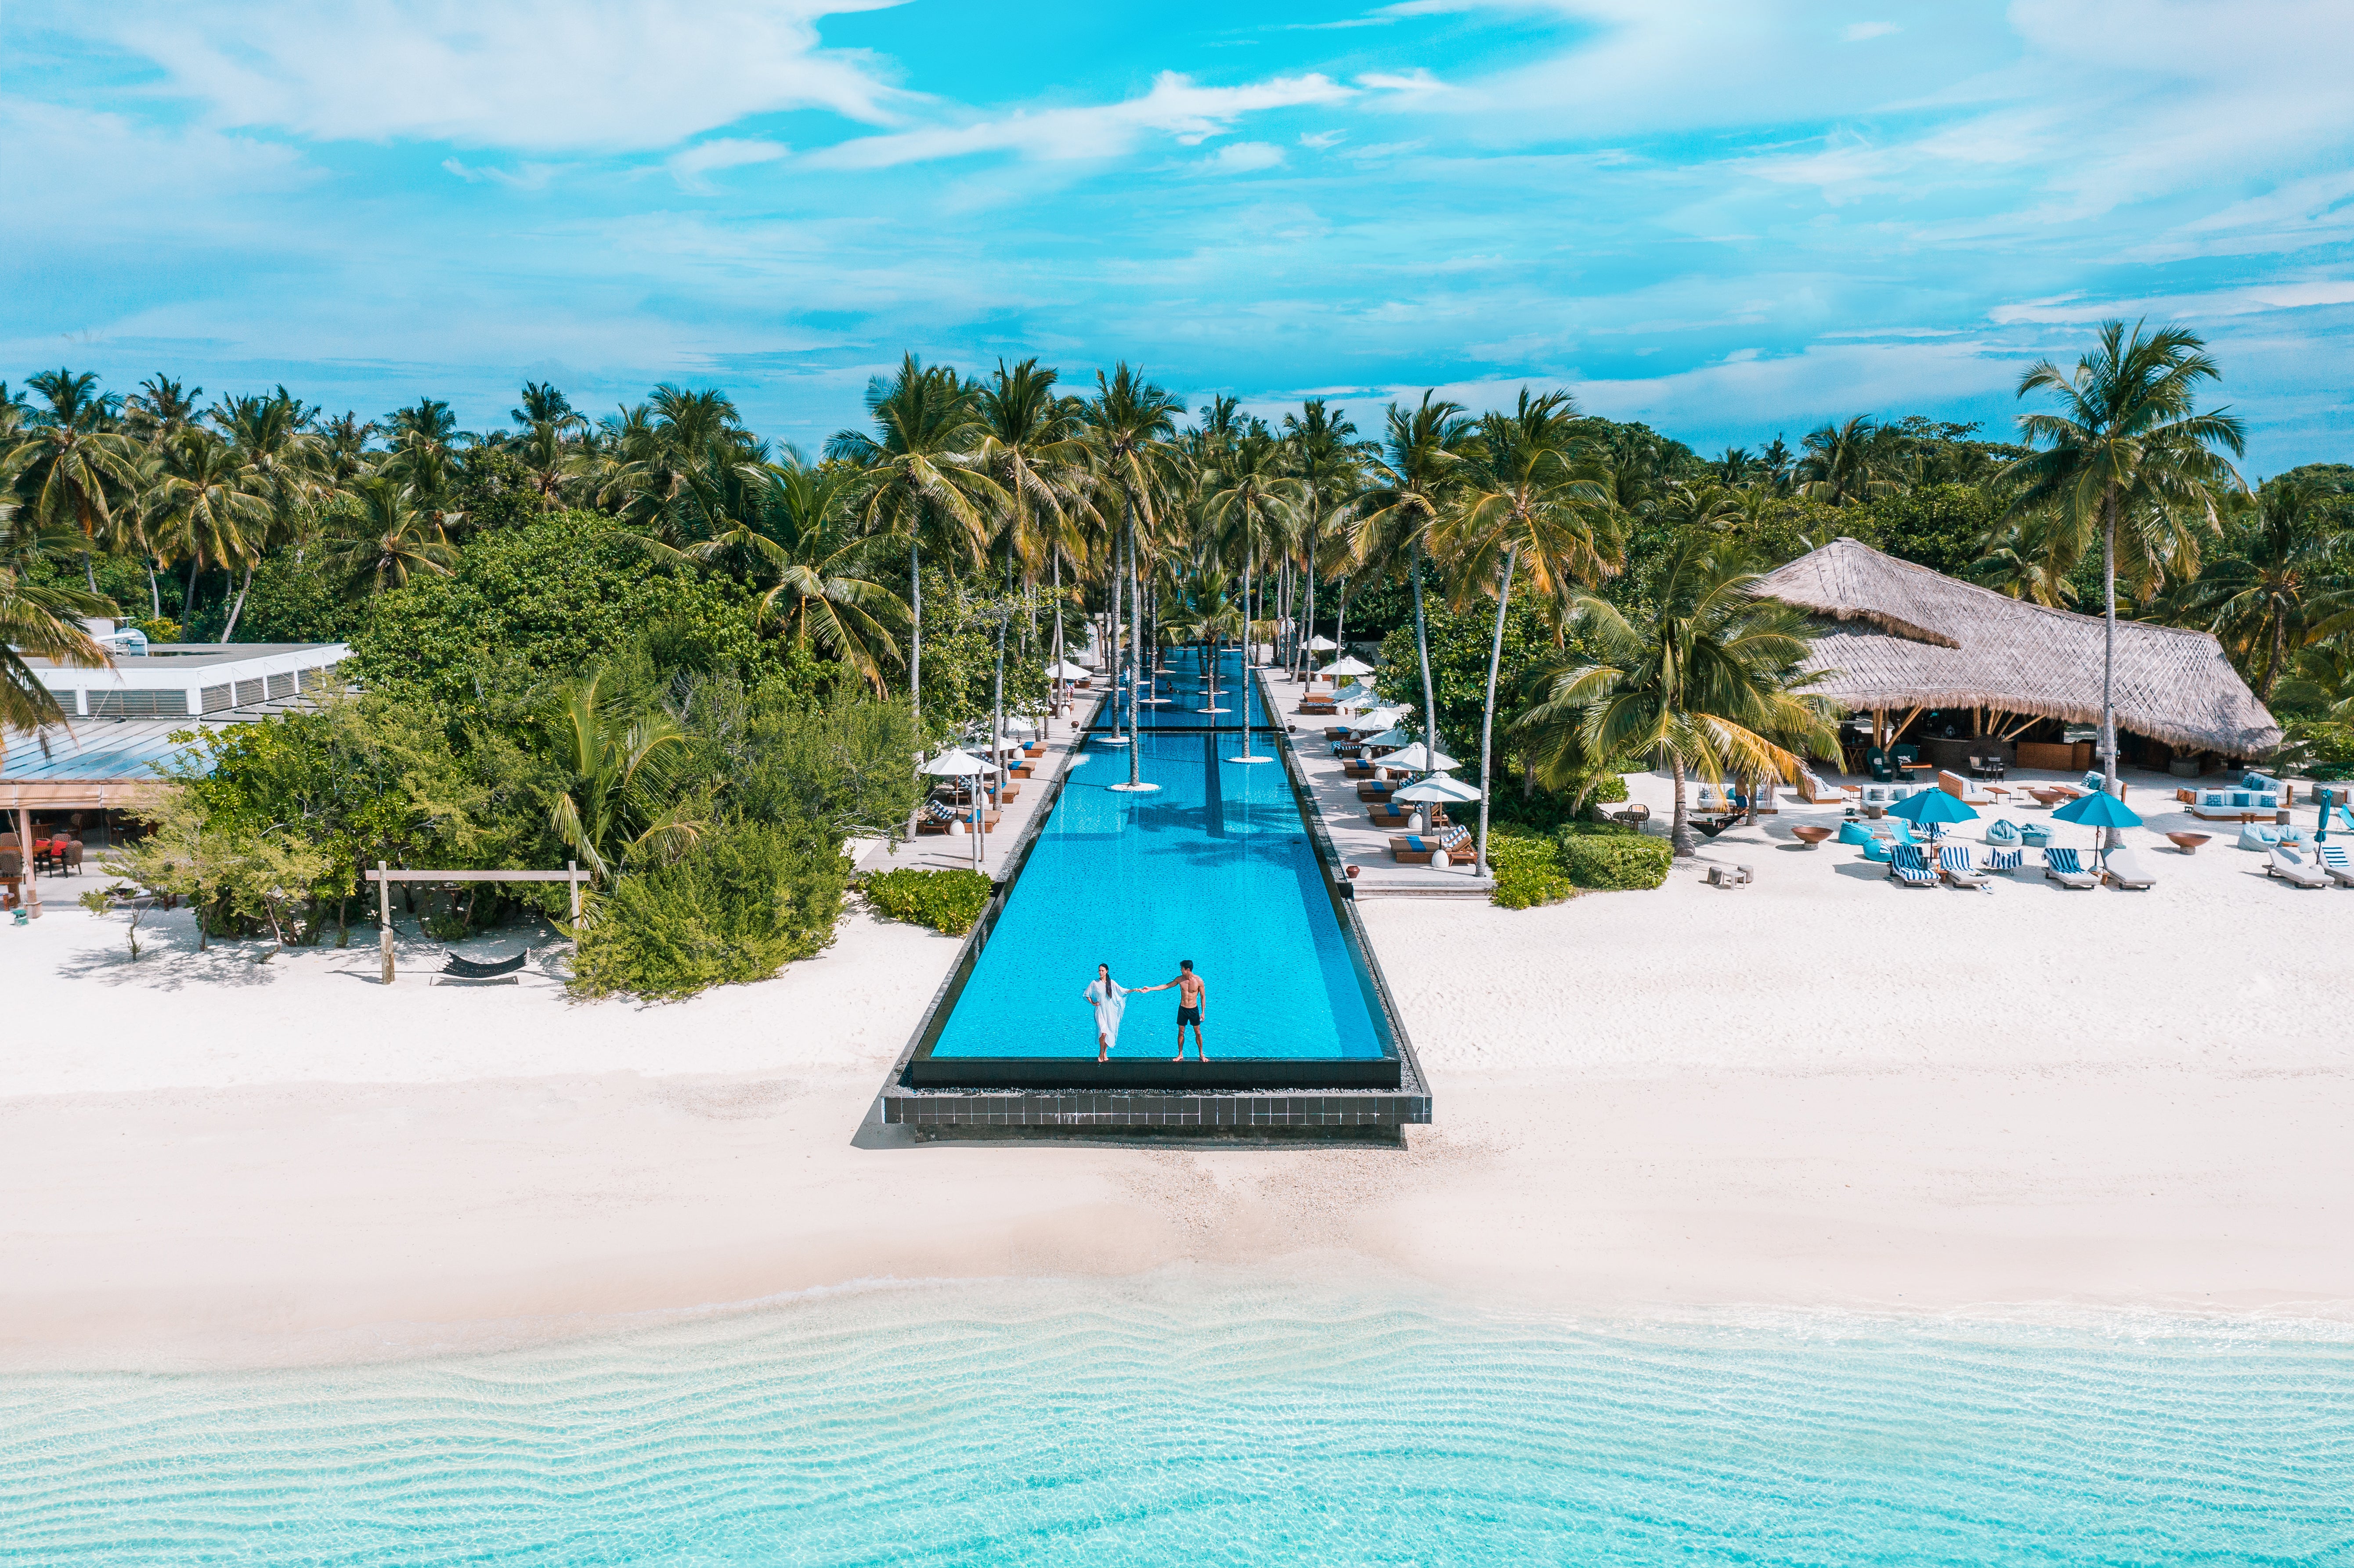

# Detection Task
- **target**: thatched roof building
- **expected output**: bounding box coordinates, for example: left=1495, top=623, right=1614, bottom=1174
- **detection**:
left=1752, top=537, right=2279, bottom=760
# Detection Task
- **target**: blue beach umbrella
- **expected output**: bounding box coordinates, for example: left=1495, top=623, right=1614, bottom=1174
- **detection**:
left=1888, top=788, right=1977, bottom=840
left=2053, top=788, right=2142, bottom=858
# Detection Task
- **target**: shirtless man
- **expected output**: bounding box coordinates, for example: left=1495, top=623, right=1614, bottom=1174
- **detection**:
left=1152, top=959, right=1207, bottom=1061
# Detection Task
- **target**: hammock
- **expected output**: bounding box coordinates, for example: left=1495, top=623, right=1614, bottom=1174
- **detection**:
left=441, top=951, right=528, bottom=979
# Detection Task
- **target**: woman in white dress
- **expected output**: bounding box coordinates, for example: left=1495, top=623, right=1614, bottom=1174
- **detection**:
left=1083, top=963, right=1130, bottom=1063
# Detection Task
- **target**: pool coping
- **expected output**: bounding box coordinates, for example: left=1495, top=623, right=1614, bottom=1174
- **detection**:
left=872, top=665, right=1433, bottom=1136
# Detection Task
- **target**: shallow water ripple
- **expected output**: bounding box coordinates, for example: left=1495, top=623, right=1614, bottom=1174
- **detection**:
left=2, top=1278, right=2351, bottom=1565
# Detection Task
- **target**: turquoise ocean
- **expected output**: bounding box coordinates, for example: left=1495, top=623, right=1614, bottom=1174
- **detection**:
left=3, top=1272, right=2350, bottom=1564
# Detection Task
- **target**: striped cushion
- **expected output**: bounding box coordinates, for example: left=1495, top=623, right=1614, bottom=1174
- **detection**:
left=921, top=800, right=957, bottom=824
left=1985, top=848, right=2022, bottom=870
left=1438, top=825, right=1471, bottom=851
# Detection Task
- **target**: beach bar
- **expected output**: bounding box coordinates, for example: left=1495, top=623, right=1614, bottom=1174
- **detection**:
left=1752, top=538, right=2279, bottom=775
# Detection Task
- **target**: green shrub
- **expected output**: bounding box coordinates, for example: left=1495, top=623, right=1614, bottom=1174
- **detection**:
left=862, top=868, right=994, bottom=935
left=1558, top=833, right=1672, bottom=890
left=2277, top=720, right=2354, bottom=782
left=1560, top=818, right=1638, bottom=838
left=1592, top=774, right=1629, bottom=804
left=571, top=822, right=849, bottom=999
left=1487, top=831, right=1574, bottom=910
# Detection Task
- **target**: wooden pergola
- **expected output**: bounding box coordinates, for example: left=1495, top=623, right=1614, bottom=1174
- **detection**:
left=366, top=861, right=586, bottom=984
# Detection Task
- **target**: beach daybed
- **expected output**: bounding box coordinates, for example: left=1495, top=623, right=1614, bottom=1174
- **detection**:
left=2317, top=844, right=2354, bottom=887
left=1887, top=844, right=1939, bottom=887
left=2102, top=847, right=2156, bottom=890
left=1937, top=770, right=1998, bottom=807
left=1937, top=844, right=1987, bottom=888
left=1389, top=825, right=1471, bottom=867
left=2267, top=845, right=2329, bottom=887
left=1795, top=768, right=1852, bottom=805
left=2043, top=847, right=2098, bottom=889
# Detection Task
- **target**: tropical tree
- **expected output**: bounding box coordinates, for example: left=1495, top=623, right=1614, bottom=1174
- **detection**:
left=0, top=442, right=113, bottom=732
left=17, top=369, right=141, bottom=591
left=827, top=355, right=1002, bottom=728
left=2006, top=319, right=2246, bottom=797
left=707, top=459, right=908, bottom=694
left=1436, top=389, right=1618, bottom=873
left=2178, top=482, right=2351, bottom=701
left=319, top=478, right=457, bottom=598
left=1202, top=425, right=1303, bottom=736
left=1797, top=416, right=1897, bottom=505
left=1280, top=398, right=1359, bottom=676
left=212, top=387, right=330, bottom=636
left=1517, top=533, right=1841, bottom=857
left=147, top=427, right=268, bottom=633
left=1082, top=364, right=1189, bottom=786
left=539, top=670, right=700, bottom=884
left=975, top=357, right=1092, bottom=667
left=1354, top=392, right=1479, bottom=760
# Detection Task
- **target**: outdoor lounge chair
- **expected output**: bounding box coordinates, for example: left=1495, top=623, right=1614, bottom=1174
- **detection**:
left=2102, top=847, right=2156, bottom=890
left=1795, top=768, right=1851, bottom=806
left=2043, top=847, right=2098, bottom=889
left=1937, top=844, right=1986, bottom=888
left=2267, top=844, right=2329, bottom=887
left=914, top=800, right=959, bottom=836
left=1983, top=847, right=2025, bottom=872
left=1389, top=835, right=1438, bottom=865
left=2317, top=844, right=2354, bottom=887
left=1867, top=747, right=1895, bottom=783
left=1369, top=804, right=1407, bottom=829
left=1358, top=781, right=1396, bottom=801
left=1887, top=843, right=1939, bottom=887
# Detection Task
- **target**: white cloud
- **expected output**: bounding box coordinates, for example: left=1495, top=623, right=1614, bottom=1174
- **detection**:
left=1299, top=130, right=1347, bottom=149
left=0, top=96, right=316, bottom=242
left=1988, top=280, right=2354, bottom=326
left=1841, top=21, right=1899, bottom=40
left=84, top=0, right=911, bottom=153
left=441, top=158, right=562, bottom=190
left=807, top=72, right=1355, bottom=169
left=668, top=138, right=792, bottom=191
left=1204, top=141, right=1286, bottom=173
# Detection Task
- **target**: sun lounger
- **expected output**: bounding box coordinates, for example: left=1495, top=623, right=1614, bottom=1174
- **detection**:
left=1887, top=843, right=1938, bottom=886
left=1389, top=835, right=1437, bottom=865
left=2267, top=844, right=2329, bottom=887
left=2317, top=844, right=2354, bottom=887
left=1937, top=844, right=1986, bottom=888
left=914, top=800, right=959, bottom=836
left=1983, top=847, right=2024, bottom=872
left=2043, top=847, right=2097, bottom=889
left=2101, top=847, right=2156, bottom=889
left=1357, top=781, right=1396, bottom=801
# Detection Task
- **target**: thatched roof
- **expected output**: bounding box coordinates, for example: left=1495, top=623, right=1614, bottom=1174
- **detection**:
left=1752, top=537, right=2279, bottom=758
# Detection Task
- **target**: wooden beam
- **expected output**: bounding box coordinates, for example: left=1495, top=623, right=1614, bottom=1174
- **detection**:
left=365, top=869, right=583, bottom=882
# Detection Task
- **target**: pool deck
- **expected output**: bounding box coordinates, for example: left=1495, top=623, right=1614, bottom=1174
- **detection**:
left=1259, top=667, right=1496, bottom=900
left=852, top=692, right=1104, bottom=878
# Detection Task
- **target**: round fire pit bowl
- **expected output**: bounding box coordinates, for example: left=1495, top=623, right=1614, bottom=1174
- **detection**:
left=1791, top=825, right=1834, bottom=847
left=2166, top=831, right=2211, bottom=854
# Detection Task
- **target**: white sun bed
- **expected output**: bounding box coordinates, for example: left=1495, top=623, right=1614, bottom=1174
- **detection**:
left=2267, top=845, right=2329, bottom=888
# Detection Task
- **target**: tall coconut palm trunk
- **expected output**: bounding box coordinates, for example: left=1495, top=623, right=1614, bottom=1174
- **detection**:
left=909, top=540, right=923, bottom=725
left=1668, top=753, right=1693, bottom=858
left=1410, top=544, right=1440, bottom=756
left=219, top=565, right=255, bottom=643
left=1127, top=518, right=1144, bottom=789
left=1475, top=545, right=1516, bottom=877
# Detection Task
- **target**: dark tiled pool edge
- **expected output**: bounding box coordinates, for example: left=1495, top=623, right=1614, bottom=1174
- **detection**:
left=872, top=669, right=1435, bottom=1139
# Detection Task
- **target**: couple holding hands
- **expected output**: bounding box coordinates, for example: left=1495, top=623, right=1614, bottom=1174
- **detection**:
left=1083, top=961, right=1208, bottom=1063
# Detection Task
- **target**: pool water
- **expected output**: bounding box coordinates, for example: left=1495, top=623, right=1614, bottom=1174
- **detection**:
left=1097, top=644, right=1271, bottom=733
left=933, top=657, right=1381, bottom=1060
left=6, top=1275, right=2349, bottom=1566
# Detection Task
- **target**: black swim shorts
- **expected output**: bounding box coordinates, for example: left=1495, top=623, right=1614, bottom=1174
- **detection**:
left=1177, top=1006, right=1202, bottom=1026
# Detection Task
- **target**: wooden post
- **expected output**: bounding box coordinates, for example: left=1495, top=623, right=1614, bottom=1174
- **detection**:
left=378, top=860, right=394, bottom=984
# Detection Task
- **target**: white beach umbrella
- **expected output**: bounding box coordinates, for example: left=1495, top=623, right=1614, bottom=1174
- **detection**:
left=1392, top=774, right=1482, bottom=804
left=1331, top=681, right=1376, bottom=706
left=1345, top=707, right=1405, bottom=734
left=1306, top=635, right=1339, bottom=651
left=921, top=748, right=994, bottom=776
left=1002, top=714, right=1038, bottom=736
left=1324, top=655, right=1373, bottom=677
left=1380, top=742, right=1459, bottom=772
left=1047, top=660, right=1090, bottom=680
left=1360, top=726, right=1415, bottom=750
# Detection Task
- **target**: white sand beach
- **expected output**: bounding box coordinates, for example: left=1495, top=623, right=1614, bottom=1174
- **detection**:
left=7, top=761, right=2350, bottom=1372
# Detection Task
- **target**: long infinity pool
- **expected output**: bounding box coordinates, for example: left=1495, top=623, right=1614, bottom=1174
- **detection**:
left=932, top=650, right=1380, bottom=1061
left=7, top=1276, right=2349, bottom=1565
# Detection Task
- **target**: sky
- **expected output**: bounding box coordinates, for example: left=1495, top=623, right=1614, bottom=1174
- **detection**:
left=4, top=0, right=2351, bottom=473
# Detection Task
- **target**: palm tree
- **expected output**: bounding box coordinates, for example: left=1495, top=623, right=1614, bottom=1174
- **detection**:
left=540, top=670, right=700, bottom=886
left=0, top=443, right=112, bottom=733
left=827, top=355, right=1002, bottom=728
left=1202, top=425, right=1303, bottom=743
left=1280, top=399, right=1358, bottom=678
left=2179, top=482, right=2350, bottom=701
left=315, top=413, right=379, bottom=485
left=700, top=458, right=908, bottom=694
left=18, top=369, right=141, bottom=592
left=211, top=387, right=332, bottom=638
left=1518, top=533, right=1840, bottom=857
left=123, top=375, right=205, bottom=440
left=1797, top=416, right=1896, bottom=505
left=1354, top=392, right=1478, bottom=762
left=319, top=478, right=457, bottom=598
left=147, top=428, right=268, bottom=634
left=1083, top=365, right=1189, bottom=787
left=2006, top=319, right=2246, bottom=799
left=1436, top=389, right=1618, bottom=874
left=976, top=358, right=1093, bottom=671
